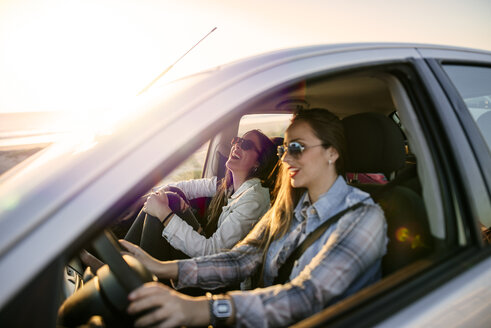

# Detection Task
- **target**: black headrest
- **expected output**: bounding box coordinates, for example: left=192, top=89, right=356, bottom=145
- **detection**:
left=342, top=113, right=405, bottom=175
left=271, top=137, right=284, bottom=148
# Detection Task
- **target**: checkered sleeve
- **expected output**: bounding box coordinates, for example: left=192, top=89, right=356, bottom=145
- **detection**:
left=229, top=204, right=387, bottom=327
left=175, top=244, right=263, bottom=289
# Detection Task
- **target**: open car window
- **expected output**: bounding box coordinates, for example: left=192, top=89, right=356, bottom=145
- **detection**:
left=158, top=141, right=210, bottom=185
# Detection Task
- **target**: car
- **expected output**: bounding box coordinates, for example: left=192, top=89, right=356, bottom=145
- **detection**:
left=0, top=43, right=490, bottom=327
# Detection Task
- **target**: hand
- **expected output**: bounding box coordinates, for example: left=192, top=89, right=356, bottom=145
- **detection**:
left=127, top=282, right=209, bottom=328
left=143, top=191, right=172, bottom=222
left=119, top=240, right=163, bottom=276
left=159, top=186, right=190, bottom=212
left=178, top=194, right=189, bottom=212
left=165, top=191, right=189, bottom=213
left=119, top=240, right=179, bottom=280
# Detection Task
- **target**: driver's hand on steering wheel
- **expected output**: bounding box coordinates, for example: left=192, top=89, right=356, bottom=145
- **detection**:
left=127, top=282, right=210, bottom=328
left=119, top=240, right=163, bottom=276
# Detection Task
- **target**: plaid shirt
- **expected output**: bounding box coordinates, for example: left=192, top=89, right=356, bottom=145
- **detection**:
left=176, top=176, right=387, bottom=327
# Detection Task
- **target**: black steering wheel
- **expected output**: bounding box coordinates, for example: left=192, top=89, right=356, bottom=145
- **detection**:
left=58, top=230, right=156, bottom=327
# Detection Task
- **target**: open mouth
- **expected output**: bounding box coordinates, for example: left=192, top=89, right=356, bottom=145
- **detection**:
left=231, top=152, right=241, bottom=160
left=288, top=167, right=299, bottom=178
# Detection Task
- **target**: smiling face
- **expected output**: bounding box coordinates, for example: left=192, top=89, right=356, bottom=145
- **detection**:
left=225, top=131, right=262, bottom=176
left=282, top=121, right=338, bottom=196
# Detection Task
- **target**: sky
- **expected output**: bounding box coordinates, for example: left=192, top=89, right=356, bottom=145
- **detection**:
left=1, top=0, right=490, bottom=114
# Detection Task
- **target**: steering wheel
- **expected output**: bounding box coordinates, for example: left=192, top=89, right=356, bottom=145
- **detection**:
left=58, top=230, right=156, bottom=327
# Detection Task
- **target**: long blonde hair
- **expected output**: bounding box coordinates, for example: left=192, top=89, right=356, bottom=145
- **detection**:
left=242, top=108, right=346, bottom=258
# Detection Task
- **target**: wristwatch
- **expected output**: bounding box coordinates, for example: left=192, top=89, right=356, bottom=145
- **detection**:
left=206, top=292, right=232, bottom=327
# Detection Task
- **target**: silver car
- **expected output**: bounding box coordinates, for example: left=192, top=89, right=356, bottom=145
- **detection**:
left=0, top=43, right=490, bottom=327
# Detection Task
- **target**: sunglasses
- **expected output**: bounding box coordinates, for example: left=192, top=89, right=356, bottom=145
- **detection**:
left=231, top=137, right=260, bottom=153
left=277, top=141, right=326, bottom=159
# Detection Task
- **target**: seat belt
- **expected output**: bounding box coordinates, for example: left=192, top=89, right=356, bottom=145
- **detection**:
left=273, top=200, right=367, bottom=285
left=271, top=173, right=408, bottom=285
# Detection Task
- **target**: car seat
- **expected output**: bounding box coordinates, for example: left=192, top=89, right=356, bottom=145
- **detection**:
left=342, top=112, right=433, bottom=276
left=271, top=136, right=284, bottom=148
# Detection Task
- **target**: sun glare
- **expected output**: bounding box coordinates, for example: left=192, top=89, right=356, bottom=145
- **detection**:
left=0, top=0, right=216, bottom=117
left=2, top=0, right=490, bottom=118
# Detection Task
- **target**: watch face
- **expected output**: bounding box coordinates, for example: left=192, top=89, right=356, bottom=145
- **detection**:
left=213, top=299, right=232, bottom=318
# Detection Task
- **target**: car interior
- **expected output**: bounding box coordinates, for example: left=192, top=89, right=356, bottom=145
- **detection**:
left=74, top=66, right=450, bottom=326
left=209, top=69, right=439, bottom=276
left=1, top=62, right=477, bottom=327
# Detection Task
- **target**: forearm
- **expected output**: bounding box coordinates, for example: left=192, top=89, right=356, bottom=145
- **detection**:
left=165, top=197, right=266, bottom=257
left=153, top=260, right=179, bottom=281
left=187, top=296, right=212, bottom=327
left=163, top=215, right=225, bottom=257
left=175, top=245, right=262, bottom=289
left=166, top=177, right=217, bottom=199
left=180, top=294, right=236, bottom=327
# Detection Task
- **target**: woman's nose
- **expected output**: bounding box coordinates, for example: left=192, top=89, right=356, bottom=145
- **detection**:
left=282, top=151, right=293, bottom=164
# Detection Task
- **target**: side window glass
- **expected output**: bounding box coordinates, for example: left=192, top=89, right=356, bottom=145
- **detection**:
left=443, top=65, right=491, bottom=153
left=158, top=141, right=209, bottom=185
left=238, top=114, right=292, bottom=138
left=443, top=64, right=491, bottom=245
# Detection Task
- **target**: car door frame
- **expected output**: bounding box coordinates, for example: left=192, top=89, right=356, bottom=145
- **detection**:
left=294, top=49, right=491, bottom=327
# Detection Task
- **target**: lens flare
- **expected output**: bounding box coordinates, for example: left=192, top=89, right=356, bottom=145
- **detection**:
left=395, top=227, right=425, bottom=249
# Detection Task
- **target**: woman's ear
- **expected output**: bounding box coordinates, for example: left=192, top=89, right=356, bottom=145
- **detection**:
left=325, top=146, right=339, bottom=165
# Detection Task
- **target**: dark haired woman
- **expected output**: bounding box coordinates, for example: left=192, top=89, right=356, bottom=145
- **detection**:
left=121, top=109, right=387, bottom=328
left=125, top=129, right=279, bottom=259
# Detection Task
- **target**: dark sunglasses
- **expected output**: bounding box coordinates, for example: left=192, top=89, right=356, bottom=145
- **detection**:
left=277, top=141, right=326, bottom=159
left=231, top=136, right=260, bottom=153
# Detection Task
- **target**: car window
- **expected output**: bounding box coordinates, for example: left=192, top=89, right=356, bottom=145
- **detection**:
left=157, top=141, right=209, bottom=185
left=442, top=65, right=491, bottom=153
left=238, top=113, right=292, bottom=137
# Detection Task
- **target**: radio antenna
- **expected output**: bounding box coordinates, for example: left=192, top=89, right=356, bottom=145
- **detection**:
left=137, top=27, right=217, bottom=95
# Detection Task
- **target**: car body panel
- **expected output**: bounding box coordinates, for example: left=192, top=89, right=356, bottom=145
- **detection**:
left=376, top=255, right=491, bottom=327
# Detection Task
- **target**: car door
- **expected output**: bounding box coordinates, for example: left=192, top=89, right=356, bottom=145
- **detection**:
left=369, top=49, right=491, bottom=328
left=294, top=47, right=491, bottom=327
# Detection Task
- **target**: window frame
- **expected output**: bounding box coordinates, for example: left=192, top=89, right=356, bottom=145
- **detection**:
left=425, top=59, right=491, bottom=241
left=293, top=60, right=491, bottom=326
left=427, top=60, right=491, bottom=196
